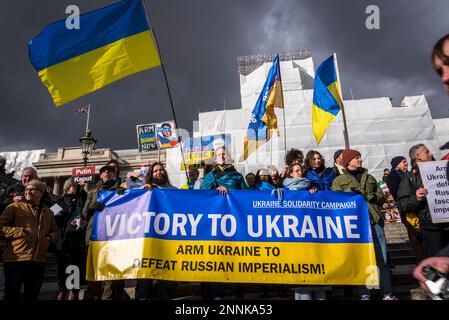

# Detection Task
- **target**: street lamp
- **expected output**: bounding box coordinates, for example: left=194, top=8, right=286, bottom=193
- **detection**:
left=80, top=129, right=97, bottom=167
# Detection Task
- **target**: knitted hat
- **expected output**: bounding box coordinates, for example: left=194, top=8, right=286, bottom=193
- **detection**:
left=341, top=149, right=361, bottom=167
left=333, top=149, right=344, bottom=162
left=390, top=156, right=406, bottom=169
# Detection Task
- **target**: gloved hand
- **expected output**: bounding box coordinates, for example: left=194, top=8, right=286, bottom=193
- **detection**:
left=116, top=187, right=125, bottom=195
left=93, top=201, right=106, bottom=212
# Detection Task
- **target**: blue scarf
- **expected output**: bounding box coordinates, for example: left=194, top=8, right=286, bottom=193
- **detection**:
left=256, top=181, right=275, bottom=190
left=282, top=177, right=310, bottom=190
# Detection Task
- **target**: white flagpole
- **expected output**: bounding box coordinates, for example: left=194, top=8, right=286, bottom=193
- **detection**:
left=333, top=53, right=350, bottom=149
left=85, top=104, right=91, bottom=133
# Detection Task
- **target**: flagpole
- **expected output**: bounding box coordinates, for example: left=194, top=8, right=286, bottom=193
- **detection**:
left=140, top=0, right=188, bottom=179
left=279, top=60, right=287, bottom=160
left=333, top=53, right=350, bottom=149
left=281, top=104, right=287, bottom=158
left=85, top=104, right=91, bottom=133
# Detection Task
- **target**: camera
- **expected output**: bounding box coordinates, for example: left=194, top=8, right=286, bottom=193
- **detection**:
left=422, top=265, right=449, bottom=300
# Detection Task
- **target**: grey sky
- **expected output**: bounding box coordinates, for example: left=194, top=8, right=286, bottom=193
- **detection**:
left=0, top=0, right=448, bottom=152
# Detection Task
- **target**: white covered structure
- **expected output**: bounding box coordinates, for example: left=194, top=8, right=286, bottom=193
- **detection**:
left=0, top=150, right=45, bottom=179
left=167, top=52, right=446, bottom=187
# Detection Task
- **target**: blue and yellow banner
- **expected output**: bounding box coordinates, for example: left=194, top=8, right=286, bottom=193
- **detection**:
left=87, top=189, right=378, bottom=286
left=181, top=134, right=231, bottom=170
left=28, top=0, right=161, bottom=107
left=239, top=55, right=284, bottom=161
left=312, top=55, right=343, bottom=144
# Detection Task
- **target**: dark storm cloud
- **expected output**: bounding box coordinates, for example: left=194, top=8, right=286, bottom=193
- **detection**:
left=0, top=0, right=448, bottom=152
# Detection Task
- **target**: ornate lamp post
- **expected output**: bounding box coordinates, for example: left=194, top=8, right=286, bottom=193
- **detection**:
left=80, top=129, right=97, bottom=167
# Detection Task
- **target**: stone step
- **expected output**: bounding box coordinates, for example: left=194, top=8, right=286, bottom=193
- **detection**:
left=388, top=247, right=414, bottom=258
left=391, top=255, right=417, bottom=266
left=388, top=242, right=413, bottom=250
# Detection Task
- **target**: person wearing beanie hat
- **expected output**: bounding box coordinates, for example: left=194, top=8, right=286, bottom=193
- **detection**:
left=340, top=149, right=361, bottom=168
left=384, top=155, right=426, bottom=263
left=390, top=156, right=406, bottom=169
left=332, top=149, right=345, bottom=177
left=334, top=149, right=344, bottom=163
left=332, top=150, right=398, bottom=300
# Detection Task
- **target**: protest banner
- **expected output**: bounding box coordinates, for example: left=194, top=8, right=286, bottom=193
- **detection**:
left=71, top=166, right=96, bottom=183
left=418, top=160, right=449, bottom=223
left=156, top=121, right=178, bottom=149
left=86, top=189, right=377, bottom=286
left=136, top=123, right=157, bottom=152
left=181, top=134, right=231, bottom=170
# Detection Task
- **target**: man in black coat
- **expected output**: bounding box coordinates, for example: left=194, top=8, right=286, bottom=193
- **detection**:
left=400, top=144, right=449, bottom=258
left=387, top=156, right=426, bottom=262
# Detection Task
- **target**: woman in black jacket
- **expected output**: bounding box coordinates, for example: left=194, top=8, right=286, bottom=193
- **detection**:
left=55, top=178, right=87, bottom=300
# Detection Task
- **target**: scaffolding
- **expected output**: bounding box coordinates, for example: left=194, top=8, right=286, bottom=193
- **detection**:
left=236, top=50, right=311, bottom=76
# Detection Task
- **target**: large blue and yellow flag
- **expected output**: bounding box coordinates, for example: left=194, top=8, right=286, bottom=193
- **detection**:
left=312, top=55, right=343, bottom=144
left=239, top=55, right=284, bottom=161
left=28, top=0, right=161, bottom=107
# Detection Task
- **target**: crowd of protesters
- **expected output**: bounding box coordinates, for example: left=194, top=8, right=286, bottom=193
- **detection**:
left=1, top=141, right=449, bottom=301
left=1, top=33, right=449, bottom=302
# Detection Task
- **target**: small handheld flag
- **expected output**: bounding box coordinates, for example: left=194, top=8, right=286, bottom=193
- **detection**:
left=75, top=105, right=90, bottom=114
left=239, top=55, right=283, bottom=161
left=312, top=55, right=343, bottom=144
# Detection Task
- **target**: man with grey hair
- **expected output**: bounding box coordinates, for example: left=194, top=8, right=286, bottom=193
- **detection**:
left=397, top=144, right=449, bottom=257
left=0, top=180, right=59, bottom=300
left=0, top=167, right=38, bottom=212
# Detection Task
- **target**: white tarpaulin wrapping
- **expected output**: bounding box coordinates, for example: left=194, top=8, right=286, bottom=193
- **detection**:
left=166, top=57, right=446, bottom=188
left=0, top=150, right=45, bottom=179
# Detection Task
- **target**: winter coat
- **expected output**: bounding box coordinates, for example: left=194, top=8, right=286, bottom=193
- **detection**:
left=396, top=166, right=449, bottom=230
left=83, top=178, right=122, bottom=244
left=331, top=168, right=386, bottom=226
left=307, top=167, right=336, bottom=191
left=0, top=201, right=59, bottom=262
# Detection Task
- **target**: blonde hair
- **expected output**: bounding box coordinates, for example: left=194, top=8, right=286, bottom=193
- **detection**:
left=26, top=180, right=47, bottom=194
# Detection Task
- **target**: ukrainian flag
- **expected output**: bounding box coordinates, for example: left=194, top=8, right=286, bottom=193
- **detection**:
left=239, top=55, right=283, bottom=161
left=28, top=0, right=161, bottom=107
left=312, top=55, right=343, bottom=144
